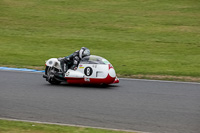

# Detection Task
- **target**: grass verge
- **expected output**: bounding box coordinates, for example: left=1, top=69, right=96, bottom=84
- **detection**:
left=0, top=0, right=200, bottom=80
left=0, top=119, right=134, bottom=133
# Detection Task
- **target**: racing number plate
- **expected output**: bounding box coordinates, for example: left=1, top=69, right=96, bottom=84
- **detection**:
left=84, top=67, right=93, bottom=76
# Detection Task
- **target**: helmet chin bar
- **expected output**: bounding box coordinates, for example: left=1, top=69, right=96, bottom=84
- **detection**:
left=83, top=49, right=90, bottom=56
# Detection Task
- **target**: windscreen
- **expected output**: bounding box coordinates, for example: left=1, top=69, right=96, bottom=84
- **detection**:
left=80, top=55, right=110, bottom=64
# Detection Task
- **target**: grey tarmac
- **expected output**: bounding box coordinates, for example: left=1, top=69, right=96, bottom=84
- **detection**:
left=0, top=70, right=200, bottom=133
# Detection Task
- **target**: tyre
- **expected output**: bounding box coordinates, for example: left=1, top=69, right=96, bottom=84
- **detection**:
left=45, top=66, right=61, bottom=85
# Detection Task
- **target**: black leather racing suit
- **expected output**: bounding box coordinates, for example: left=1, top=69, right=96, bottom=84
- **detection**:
left=60, top=50, right=80, bottom=73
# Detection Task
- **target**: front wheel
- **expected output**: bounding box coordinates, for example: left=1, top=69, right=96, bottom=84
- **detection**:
left=45, top=66, right=61, bottom=85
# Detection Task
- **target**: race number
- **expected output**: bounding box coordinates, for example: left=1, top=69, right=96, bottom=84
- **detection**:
left=84, top=67, right=93, bottom=76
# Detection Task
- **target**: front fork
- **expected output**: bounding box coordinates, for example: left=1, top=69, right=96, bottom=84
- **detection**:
left=43, top=67, right=55, bottom=81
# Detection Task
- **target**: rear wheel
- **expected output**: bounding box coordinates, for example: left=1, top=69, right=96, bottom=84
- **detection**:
left=45, top=66, right=61, bottom=85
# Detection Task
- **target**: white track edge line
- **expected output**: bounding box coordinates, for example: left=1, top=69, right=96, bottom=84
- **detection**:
left=119, top=78, right=200, bottom=85
left=0, top=117, right=149, bottom=133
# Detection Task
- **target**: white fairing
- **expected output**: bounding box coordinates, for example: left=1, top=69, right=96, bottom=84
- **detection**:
left=109, top=68, right=116, bottom=78
left=76, top=64, right=109, bottom=79
left=64, top=64, right=109, bottom=79
left=46, top=58, right=61, bottom=69
left=65, top=69, right=84, bottom=78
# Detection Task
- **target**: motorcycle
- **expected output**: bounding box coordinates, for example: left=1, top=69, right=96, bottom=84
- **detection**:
left=43, top=55, right=119, bottom=85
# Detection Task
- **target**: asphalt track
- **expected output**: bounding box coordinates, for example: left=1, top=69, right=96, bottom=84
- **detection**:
left=0, top=70, right=200, bottom=133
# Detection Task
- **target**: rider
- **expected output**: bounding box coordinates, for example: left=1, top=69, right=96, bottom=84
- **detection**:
left=59, top=47, right=90, bottom=77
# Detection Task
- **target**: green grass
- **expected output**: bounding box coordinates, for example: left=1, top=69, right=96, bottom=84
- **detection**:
left=0, top=0, right=200, bottom=77
left=0, top=119, right=132, bottom=133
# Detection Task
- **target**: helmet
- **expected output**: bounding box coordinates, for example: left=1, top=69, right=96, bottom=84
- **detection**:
left=79, top=47, right=90, bottom=59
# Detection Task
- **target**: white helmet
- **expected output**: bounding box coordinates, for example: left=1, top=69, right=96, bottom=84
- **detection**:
left=79, top=47, right=90, bottom=59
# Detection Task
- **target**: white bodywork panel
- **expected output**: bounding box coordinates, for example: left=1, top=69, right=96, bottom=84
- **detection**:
left=78, top=64, right=109, bottom=79
left=65, top=69, right=84, bottom=78
left=109, top=68, right=116, bottom=78
left=46, top=58, right=61, bottom=70
left=65, top=64, right=109, bottom=79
